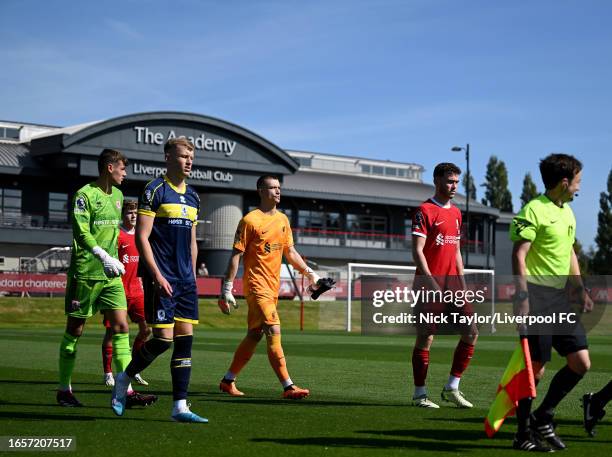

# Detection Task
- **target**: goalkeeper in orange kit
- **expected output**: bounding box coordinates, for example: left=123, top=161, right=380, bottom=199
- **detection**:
left=217, top=175, right=334, bottom=399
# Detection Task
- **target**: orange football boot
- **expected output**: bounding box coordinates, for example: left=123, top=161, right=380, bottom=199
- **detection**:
left=219, top=380, right=245, bottom=396
left=282, top=385, right=310, bottom=400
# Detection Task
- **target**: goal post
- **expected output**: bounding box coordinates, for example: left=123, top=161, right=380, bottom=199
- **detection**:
left=346, top=262, right=496, bottom=333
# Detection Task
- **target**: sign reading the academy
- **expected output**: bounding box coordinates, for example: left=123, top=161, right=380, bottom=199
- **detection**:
left=134, top=126, right=237, bottom=156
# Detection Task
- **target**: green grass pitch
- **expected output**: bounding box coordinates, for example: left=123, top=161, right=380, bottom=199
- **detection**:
left=0, top=298, right=610, bottom=456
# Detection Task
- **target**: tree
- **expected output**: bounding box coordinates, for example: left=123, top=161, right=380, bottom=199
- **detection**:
left=481, top=155, right=513, bottom=212
left=520, top=172, right=539, bottom=208
left=462, top=173, right=477, bottom=201
left=574, top=239, right=591, bottom=275
left=591, top=168, right=612, bottom=274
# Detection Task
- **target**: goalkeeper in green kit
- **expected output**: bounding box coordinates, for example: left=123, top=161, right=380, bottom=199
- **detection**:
left=57, top=149, right=157, bottom=408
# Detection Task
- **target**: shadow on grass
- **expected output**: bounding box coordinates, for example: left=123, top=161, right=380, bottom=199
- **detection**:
left=0, top=411, right=96, bottom=421
left=426, top=416, right=587, bottom=428
left=0, top=410, right=176, bottom=423
left=251, top=436, right=510, bottom=452
left=0, top=400, right=109, bottom=410
left=202, top=396, right=405, bottom=407
left=0, top=379, right=100, bottom=386
left=357, top=428, right=515, bottom=441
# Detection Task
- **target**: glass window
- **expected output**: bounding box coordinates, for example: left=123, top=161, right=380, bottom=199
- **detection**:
left=372, top=166, right=383, bottom=175
left=397, top=169, right=405, bottom=177
left=385, top=167, right=396, bottom=176
left=0, top=188, right=22, bottom=214
left=5, top=128, right=20, bottom=139
left=347, top=214, right=387, bottom=233
left=361, top=164, right=371, bottom=173
left=299, top=210, right=340, bottom=230
left=48, top=192, right=67, bottom=222
left=298, top=157, right=312, bottom=167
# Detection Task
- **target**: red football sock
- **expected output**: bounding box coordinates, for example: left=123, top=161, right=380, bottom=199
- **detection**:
left=132, top=337, right=146, bottom=358
left=102, top=345, right=113, bottom=374
left=412, top=347, right=429, bottom=386
left=450, top=340, right=475, bottom=378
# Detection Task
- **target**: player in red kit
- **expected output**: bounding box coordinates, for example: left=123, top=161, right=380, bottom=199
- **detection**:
left=410, top=162, right=477, bottom=409
left=102, top=201, right=151, bottom=387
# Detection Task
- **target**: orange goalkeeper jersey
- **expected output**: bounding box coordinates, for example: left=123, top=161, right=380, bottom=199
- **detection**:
left=233, top=209, right=293, bottom=297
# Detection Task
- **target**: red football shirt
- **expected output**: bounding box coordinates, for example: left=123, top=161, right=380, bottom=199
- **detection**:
left=411, top=198, right=462, bottom=276
left=118, top=228, right=143, bottom=298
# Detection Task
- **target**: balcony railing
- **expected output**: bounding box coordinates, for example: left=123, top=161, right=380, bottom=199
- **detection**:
left=293, top=228, right=411, bottom=250
left=293, top=227, right=488, bottom=254
left=0, top=213, right=70, bottom=230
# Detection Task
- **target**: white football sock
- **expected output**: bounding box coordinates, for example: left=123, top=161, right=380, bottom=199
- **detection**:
left=173, top=399, right=189, bottom=414
left=445, top=375, right=461, bottom=390
left=414, top=386, right=427, bottom=398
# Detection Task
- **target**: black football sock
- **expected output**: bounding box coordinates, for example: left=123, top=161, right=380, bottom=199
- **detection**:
left=534, top=365, right=583, bottom=423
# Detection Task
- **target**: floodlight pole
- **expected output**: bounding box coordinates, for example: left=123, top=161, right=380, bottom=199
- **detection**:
left=452, top=144, right=470, bottom=267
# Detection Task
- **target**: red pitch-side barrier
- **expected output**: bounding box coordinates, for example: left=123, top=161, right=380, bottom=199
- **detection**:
left=0, top=273, right=298, bottom=298
left=0, top=273, right=68, bottom=293
left=0, top=273, right=609, bottom=302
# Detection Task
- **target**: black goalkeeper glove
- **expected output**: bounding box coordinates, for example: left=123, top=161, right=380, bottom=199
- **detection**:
left=308, top=277, right=336, bottom=300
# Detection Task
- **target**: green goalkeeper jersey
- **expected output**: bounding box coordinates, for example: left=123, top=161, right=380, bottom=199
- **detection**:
left=68, top=183, right=123, bottom=280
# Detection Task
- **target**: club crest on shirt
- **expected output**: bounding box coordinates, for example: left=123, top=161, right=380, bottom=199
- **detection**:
left=144, top=189, right=153, bottom=205
left=181, top=205, right=188, bottom=217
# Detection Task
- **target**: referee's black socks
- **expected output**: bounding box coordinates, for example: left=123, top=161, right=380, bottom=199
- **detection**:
left=534, top=365, right=583, bottom=423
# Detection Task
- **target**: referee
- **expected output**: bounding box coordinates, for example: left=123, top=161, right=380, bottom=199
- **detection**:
left=510, top=153, right=594, bottom=451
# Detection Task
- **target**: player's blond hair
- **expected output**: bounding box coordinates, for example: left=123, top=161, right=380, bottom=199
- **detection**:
left=164, top=137, right=194, bottom=155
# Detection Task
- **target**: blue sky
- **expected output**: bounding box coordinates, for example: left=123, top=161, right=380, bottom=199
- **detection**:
left=1, top=0, right=610, bottom=248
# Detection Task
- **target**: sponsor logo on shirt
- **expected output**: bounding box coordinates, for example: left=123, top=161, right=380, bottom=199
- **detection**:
left=93, top=219, right=120, bottom=226
left=435, top=233, right=460, bottom=246
left=264, top=242, right=283, bottom=254
left=122, top=254, right=139, bottom=264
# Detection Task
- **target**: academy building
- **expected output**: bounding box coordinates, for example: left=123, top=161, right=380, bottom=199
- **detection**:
left=0, top=112, right=507, bottom=276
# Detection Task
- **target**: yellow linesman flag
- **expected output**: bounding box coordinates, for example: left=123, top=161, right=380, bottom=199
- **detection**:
left=485, top=337, right=537, bottom=437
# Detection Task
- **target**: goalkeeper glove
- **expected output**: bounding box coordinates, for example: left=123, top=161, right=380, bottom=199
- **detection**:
left=302, top=267, right=336, bottom=300
left=308, top=277, right=336, bottom=300
left=218, top=280, right=238, bottom=315
left=92, top=246, right=125, bottom=277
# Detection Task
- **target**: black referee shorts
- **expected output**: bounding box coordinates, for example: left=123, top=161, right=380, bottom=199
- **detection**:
left=526, top=282, right=588, bottom=363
